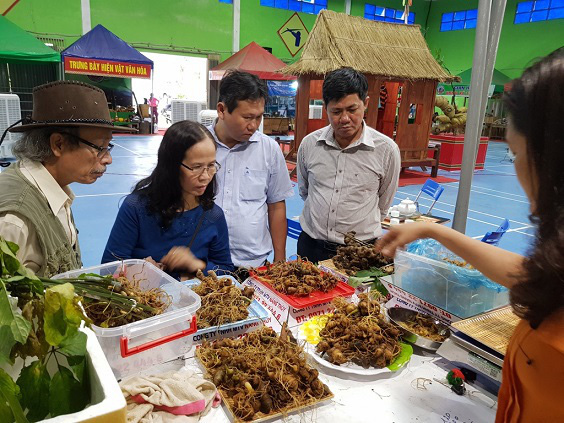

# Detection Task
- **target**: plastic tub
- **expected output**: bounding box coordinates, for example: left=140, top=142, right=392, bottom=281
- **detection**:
left=54, top=260, right=201, bottom=380
left=183, top=275, right=269, bottom=342
left=392, top=250, right=508, bottom=319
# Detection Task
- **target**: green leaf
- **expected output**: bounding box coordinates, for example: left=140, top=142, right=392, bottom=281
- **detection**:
left=44, top=284, right=83, bottom=346
left=0, top=283, right=31, bottom=344
left=59, top=331, right=87, bottom=357
left=354, top=267, right=387, bottom=278
left=4, top=240, right=20, bottom=256
left=0, top=325, right=16, bottom=365
left=67, top=355, right=86, bottom=384
left=11, top=301, right=49, bottom=362
left=16, top=361, right=50, bottom=422
left=0, top=400, right=14, bottom=423
left=48, top=367, right=88, bottom=417
left=387, top=342, right=413, bottom=372
left=347, top=276, right=372, bottom=288
left=0, top=240, right=20, bottom=275
left=59, top=331, right=88, bottom=383
left=0, top=368, right=27, bottom=423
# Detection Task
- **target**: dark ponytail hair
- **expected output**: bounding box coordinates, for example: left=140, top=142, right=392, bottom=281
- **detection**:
left=503, top=47, right=564, bottom=328
left=133, top=120, right=216, bottom=228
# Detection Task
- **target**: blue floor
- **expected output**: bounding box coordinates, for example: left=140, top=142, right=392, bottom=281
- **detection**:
left=70, top=136, right=533, bottom=267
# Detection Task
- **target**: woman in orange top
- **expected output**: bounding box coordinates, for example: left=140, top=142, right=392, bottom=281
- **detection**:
left=377, top=47, right=564, bottom=422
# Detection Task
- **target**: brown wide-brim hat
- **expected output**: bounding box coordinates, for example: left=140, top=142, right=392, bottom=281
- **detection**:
left=9, top=80, right=137, bottom=133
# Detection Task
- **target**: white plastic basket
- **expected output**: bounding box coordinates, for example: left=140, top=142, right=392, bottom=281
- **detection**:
left=54, top=260, right=201, bottom=380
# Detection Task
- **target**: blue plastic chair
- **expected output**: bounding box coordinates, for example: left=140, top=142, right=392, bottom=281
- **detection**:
left=287, top=218, right=302, bottom=240
left=414, top=179, right=445, bottom=215
left=481, top=218, right=510, bottom=246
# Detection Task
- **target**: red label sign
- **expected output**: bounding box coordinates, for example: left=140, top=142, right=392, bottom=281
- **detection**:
left=64, top=57, right=152, bottom=79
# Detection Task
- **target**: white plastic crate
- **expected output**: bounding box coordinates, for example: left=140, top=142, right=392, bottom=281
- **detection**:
left=55, top=260, right=201, bottom=380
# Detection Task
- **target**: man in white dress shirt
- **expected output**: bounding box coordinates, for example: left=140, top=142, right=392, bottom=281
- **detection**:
left=208, top=70, right=294, bottom=268
left=297, top=67, right=401, bottom=263
left=0, top=81, right=135, bottom=277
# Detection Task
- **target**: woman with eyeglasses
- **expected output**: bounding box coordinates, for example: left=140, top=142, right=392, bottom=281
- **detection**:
left=102, top=120, right=234, bottom=278
left=377, top=48, right=564, bottom=422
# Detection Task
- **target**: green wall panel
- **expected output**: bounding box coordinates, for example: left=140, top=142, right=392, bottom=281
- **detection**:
left=423, top=0, right=564, bottom=79
left=4, top=1, right=563, bottom=79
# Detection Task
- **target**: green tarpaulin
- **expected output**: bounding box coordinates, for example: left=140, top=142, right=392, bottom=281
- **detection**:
left=0, top=15, right=60, bottom=64
left=456, top=68, right=512, bottom=87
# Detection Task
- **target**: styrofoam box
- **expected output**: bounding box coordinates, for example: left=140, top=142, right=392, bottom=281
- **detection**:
left=40, top=327, right=126, bottom=423
left=55, top=260, right=201, bottom=380
left=392, top=250, right=508, bottom=319
left=182, top=275, right=269, bottom=346
left=242, top=277, right=350, bottom=333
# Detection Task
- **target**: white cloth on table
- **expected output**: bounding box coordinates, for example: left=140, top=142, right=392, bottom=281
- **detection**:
left=120, top=369, right=220, bottom=423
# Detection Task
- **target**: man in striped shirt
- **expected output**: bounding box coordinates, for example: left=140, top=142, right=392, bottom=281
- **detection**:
left=296, top=68, right=401, bottom=263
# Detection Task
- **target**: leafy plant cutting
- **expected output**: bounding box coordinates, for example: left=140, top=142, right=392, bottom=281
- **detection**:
left=0, top=237, right=92, bottom=422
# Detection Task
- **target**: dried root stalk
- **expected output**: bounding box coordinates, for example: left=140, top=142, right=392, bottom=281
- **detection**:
left=398, top=313, right=447, bottom=342
left=81, top=272, right=171, bottom=328
left=197, top=326, right=332, bottom=421
left=316, top=294, right=401, bottom=368
left=253, top=257, right=339, bottom=296
left=332, top=231, right=391, bottom=275
left=193, top=270, right=254, bottom=328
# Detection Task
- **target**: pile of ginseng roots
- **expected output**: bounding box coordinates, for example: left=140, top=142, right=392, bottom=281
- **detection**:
left=197, top=326, right=332, bottom=421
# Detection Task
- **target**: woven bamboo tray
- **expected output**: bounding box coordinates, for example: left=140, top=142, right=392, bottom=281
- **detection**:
left=451, top=306, right=520, bottom=355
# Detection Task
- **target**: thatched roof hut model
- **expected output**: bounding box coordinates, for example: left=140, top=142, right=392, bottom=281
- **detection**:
left=282, top=10, right=458, bottom=176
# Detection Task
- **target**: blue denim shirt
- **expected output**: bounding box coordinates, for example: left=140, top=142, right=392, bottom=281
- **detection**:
left=208, top=122, right=294, bottom=267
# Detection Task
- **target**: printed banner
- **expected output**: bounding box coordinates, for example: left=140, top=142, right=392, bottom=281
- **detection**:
left=64, top=57, right=152, bottom=79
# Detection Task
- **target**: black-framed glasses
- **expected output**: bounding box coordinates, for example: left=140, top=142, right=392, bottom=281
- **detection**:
left=181, top=161, right=221, bottom=176
left=60, top=132, right=114, bottom=159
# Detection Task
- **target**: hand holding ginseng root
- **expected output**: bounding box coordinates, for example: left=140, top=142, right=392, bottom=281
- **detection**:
left=161, top=246, right=206, bottom=273
left=376, top=222, right=435, bottom=257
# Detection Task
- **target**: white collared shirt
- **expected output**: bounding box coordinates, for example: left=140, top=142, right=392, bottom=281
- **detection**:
left=207, top=122, right=294, bottom=267
left=0, top=160, right=76, bottom=272
left=297, top=124, right=401, bottom=243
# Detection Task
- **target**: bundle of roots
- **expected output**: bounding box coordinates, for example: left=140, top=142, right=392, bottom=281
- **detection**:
left=192, top=270, right=254, bottom=328
left=83, top=272, right=171, bottom=328
left=197, top=326, right=332, bottom=421
left=316, top=294, right=402, bottom=368
left=332, top=231, right=391, bottom=275
left=253, top=257, right=339, bottom=296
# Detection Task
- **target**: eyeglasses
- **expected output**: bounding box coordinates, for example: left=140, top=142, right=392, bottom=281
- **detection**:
left=181, top=161, right=221, bottom=176
left=60, top=132, right=114, bottom=159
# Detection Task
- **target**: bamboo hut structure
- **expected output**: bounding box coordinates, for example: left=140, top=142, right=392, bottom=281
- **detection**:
left=282, top=10, right=458, bottom=177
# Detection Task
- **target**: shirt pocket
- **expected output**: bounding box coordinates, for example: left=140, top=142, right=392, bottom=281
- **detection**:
left=240, top=169, right=267, bottom=201
left=345, top=171, right=379, bottom=201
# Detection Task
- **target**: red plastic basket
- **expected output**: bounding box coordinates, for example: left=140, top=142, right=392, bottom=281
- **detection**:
left=249, top=267, right=355, bottom=309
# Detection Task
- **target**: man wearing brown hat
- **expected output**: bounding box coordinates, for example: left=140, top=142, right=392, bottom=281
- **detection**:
left=0, top=80, right=135, bottom=277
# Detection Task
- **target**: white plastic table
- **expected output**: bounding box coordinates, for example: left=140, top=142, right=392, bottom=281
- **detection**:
left=182, top=348, right=498, bottom=423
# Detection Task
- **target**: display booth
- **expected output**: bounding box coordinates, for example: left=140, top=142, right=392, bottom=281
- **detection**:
left=209, top=41, right=296, bottom=136
left=61, top=24, right=154, bottom=131
left=0, top=15, right=61, bottom=158
left=282, top=10, right=457, bottom=178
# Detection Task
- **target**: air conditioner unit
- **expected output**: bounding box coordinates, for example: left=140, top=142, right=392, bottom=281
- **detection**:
left=0, top=94, right=22, bottom=159
left=197, top=109, right=218, bottom=127
left=309, top=105, right=323, bottom=119
left=171, top=100, right=207, bottom=124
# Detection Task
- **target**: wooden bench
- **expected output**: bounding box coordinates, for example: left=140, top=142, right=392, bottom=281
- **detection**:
left=400, top=144, right=441, bottom=178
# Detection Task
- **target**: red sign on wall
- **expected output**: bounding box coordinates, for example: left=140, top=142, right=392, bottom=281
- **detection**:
left=64, top=57, right=152, bottom=79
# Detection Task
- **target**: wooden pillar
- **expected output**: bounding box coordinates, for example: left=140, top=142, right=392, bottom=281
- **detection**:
left=365, top=75, right=380, bottom=129
left=293, top=74, right=311, bottom=157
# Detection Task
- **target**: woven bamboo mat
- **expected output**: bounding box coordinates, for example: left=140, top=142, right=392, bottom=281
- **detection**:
left=451, top=306, right=520, bottom=355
